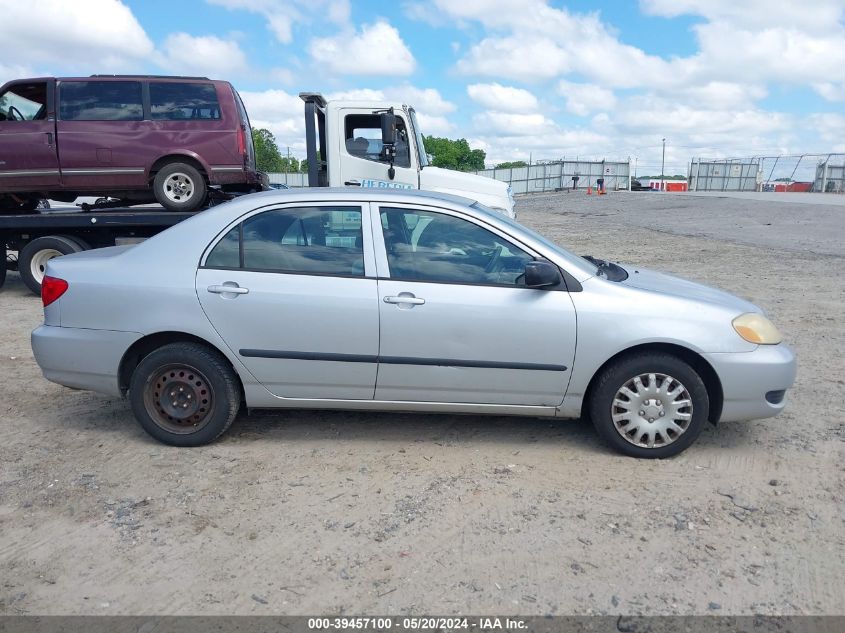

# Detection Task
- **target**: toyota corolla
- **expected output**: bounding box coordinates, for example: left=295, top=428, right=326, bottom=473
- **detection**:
left=31, top=189, right=796, bottom=457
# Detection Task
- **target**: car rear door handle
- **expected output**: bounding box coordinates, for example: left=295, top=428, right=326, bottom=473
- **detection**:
left=384, top=294, right=425, bottom=305
left=207, top=284, right=249, bottom=295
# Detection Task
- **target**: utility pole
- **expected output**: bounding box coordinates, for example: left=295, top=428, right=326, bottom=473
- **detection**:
left=661, top=138, right=666, bottom=192
left=286, top=146, right=291, bottom=174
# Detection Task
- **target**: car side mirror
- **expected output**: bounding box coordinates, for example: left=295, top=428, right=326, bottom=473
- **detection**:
left=380, top=111, right=397, bottom=145
left=524, top=260, right=561, bottom=288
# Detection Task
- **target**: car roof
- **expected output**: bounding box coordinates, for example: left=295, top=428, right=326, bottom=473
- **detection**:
left=241, top=187, right=477, bottom=207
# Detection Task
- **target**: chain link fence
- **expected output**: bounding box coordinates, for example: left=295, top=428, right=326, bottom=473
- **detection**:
left=689, top=154, right=845, bottom=193
left=475, top=160, right=631, bottom=194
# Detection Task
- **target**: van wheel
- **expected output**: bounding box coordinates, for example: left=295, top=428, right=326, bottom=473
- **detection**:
left=129, top=342, right=241, bottom=446
left=18, top=235, right=85, bottom=295
left=153, top=163, right=207, bottom=212
left=589, top=353, right=709, bottom=458
left=0, top=195, right=39, bottom=215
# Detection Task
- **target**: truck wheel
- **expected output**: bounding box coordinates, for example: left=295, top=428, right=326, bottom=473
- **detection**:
left=129, top=342, right=241, bottom=446
left=18, top=235, right=84, bottom=295
left=153, top=163, right=207, bottom=212
left=588, top=352, right=709, bottom=459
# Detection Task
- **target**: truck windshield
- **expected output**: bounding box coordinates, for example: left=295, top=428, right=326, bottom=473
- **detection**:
left=409, top=108, right=429, bottom=168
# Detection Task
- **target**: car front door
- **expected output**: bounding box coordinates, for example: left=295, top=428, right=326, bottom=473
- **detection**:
left=372, top=204, right=577, bottom=406
left=0, top=80, right=60, bottom=189
left=337, top=109, right=418, bottom=190
left=196, top=202, right=379, bottom=400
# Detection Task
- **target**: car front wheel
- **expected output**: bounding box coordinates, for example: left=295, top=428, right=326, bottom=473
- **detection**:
left=129, top=342, right=241, bottom=446
left=589, top=352, right=709, bottom=458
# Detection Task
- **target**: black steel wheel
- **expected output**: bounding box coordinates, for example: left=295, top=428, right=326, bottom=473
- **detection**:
left=129, top=342, right=240, bottom=446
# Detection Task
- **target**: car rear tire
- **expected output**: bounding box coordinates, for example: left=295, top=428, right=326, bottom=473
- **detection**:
left=589, top=352, right=709, bottom=458
left=129, top=342, right=241, bottom=446
left=18, top=235, right=85, bottom=295
left=153, top=162, right=207, bottom=212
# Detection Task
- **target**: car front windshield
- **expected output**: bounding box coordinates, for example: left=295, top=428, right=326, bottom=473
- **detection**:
left=408, top=108, right=429, bottom=168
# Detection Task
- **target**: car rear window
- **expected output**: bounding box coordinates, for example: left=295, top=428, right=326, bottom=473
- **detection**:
left=59, top=81, right=142, bottom=121
left=150, top=82, right=221, bottom=120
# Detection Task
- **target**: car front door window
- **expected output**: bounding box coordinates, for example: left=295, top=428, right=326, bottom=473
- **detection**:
left=379, top=207, right=533, bottom=285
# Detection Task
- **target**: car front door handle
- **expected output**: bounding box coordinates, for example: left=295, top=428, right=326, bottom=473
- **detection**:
left=384, top=294, right=425, bottom=305
left=207, top=284, right=249, bottom=295
left=344, top=180, right=361, bottom=186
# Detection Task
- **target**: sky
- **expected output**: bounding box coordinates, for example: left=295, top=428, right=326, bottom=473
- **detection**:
left=2, top=0, right=845, bottom=174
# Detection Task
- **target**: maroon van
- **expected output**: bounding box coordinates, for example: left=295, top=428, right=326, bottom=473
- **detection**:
left=0, top=75, right=267, bottom=213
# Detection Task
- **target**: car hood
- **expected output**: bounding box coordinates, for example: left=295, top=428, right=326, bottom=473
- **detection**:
left=419, top=166, right=512, bottom=213
left=619, top=264, right=759, bottom=314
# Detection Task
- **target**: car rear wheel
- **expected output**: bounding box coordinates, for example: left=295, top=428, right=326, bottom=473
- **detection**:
left=153, top=162, right=207, bottom=212
left=18, top=235, right=86, bottom=295
left=589, top=352, right=709, bottom=458
left=129, top=342, right=241, bottom=446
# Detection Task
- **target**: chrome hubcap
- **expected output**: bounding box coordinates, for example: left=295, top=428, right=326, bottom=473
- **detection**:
left=163, top=172, right=194, bottom=202
left=611, top=372, right=693, bottom=448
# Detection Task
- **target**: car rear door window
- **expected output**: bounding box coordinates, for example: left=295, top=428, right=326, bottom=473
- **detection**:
left=150, top=82, right=221, bottom=120
left=380, top=207, right=532, bottom=286
left=59, top=81, right=143, bottom=121
left=205, top=207, right=365, bottom=276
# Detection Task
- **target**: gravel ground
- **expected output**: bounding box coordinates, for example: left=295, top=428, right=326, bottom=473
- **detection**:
left=1, top=191, right=843, bottom=616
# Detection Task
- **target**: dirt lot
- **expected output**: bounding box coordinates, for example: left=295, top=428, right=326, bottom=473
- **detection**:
left=1, top=191, right=843, bottom=616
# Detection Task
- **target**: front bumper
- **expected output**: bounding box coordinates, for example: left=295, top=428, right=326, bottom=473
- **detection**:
left=32, top=325, right=142, bottom=397
left=703, top=343, right=797, bottom=422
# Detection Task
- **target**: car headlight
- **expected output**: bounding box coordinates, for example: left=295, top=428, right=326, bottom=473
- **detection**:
left=732, top=313, right=782, bottom=345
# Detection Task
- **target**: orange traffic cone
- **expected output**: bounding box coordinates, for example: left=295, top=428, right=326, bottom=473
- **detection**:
left=586, top=186, right=592, bottom=195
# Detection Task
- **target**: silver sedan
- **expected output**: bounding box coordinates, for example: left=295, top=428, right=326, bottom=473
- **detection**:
left=31, top=189, right=796, bottom=457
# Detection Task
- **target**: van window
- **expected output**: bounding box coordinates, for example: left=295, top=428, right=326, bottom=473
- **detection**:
left=150, top=82, right=221, bottom=120
left=0, top=82, right=47, bottom=121
left=343, top=114, right=411, bottom=169
left=59, top=81, right=142, bottom=121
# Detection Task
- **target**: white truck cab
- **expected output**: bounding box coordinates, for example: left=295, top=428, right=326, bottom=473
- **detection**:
left=300, top=93, right=515, bottom=218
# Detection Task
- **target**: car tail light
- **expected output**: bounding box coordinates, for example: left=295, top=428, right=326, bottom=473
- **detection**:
left=237, top=125, right=246, bottom=158
left=42, top=276, right=68, bottom=307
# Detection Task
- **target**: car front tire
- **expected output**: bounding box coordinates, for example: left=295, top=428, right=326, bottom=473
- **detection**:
left=129, top=342, right=241, bottom=446
left=589, top=352, right=709, bottom=458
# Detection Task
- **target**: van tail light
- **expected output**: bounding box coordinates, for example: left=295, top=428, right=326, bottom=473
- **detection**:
left=237, top=125, right=246, bottom=160
left=42, top=276, right=68, bottom=307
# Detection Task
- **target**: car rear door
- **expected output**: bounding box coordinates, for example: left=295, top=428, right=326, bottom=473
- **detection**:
left=372, top=203, right=577, bottom=406
left=0, top=80, right=60, bottom=189
left=196, top=202, right=379, bottom=400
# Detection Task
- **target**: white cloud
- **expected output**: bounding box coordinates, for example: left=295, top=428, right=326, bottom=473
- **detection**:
left=239, top=88, right=306, bottom=154
left=309, top=21, right=416, bottom=76
left=159, top=33, right=248, bottom=76
left=415, top=113, right=455, bottom=135
left=813, top=83, right=845, bottom=102
left=557, top=81, right=616, bottom=116
left=0, top=0, right=153, bottom=71
left=207, top=0, right=350, bottom=43
left=473, top=111, right=555, bottom=137
left=384, top=85, right=456, bottom=114
left=467, top=83, right=539, bottom=112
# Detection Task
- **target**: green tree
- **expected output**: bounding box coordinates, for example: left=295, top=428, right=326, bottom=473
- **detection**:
left=422, top=136, right=486, bottom=171
left=300, top=151, right=321, bottom=173
left=494, top=160, right=528, bottom=169
left=251, top=128, right=285, bottom=173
